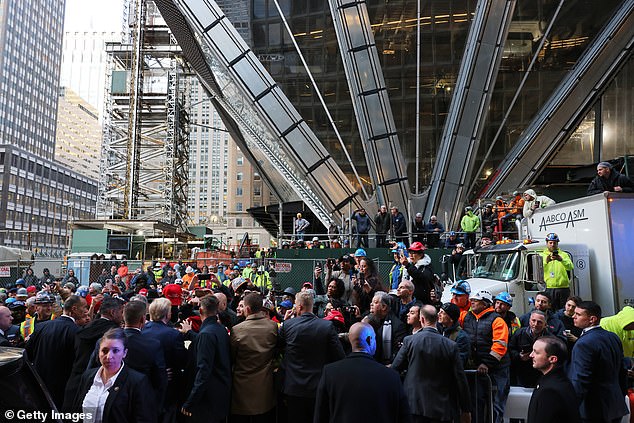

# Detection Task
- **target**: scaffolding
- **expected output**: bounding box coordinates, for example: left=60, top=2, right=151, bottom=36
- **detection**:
left=97, top=0, right=191, bottom=232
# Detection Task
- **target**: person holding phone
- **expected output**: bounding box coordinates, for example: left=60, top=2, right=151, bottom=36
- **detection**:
left=540, top=233, right=573, bottom=310
left=509, top=310, right=551, bottom=388
left=522, top=189, right=555, bottom=218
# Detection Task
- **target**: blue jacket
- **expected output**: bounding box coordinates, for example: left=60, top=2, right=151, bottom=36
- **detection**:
left=567, top=326, right=628, bottom=421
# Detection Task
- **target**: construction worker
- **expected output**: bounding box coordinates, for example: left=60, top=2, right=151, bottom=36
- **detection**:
left=252, top=265, right=271, bottom=293
left=540, top=233, right=573, bottom=310
left=460, top=206, right=480, bottom=249
left=19, top=292, right=56, bottom=341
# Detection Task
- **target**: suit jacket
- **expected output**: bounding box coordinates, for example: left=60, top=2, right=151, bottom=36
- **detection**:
left=71, top=365, right=156, bottom=423
left=392, top=327, right=471, bottom=419
left=374, top=312, right=407, bottom=364
left=230, top=313, right=279, bottom=415
left=25, top=315, right=79, bottom=408
left=64, top=317, right=119, bottom=410
left=315, top=352, right=410, bottom=423
left=122, top=328, right=168, bottom=404
left=182, top=315, right=232, bottom=422
left=527, top=367, right=580, bottom=423
left=568, top=326, right=628, bottom=421
left=142, top=320, right=187, bottom=404
left=279, top=312, right=345, bottom=398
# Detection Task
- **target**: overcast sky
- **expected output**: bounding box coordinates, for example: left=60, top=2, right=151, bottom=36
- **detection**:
left=64, top=0, right=125, bottom=32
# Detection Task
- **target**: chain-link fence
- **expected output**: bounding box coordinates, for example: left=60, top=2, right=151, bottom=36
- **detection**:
left=0, top=258, right=145, bottom=288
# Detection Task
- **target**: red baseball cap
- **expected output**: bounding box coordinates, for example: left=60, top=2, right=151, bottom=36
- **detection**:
left=138, top=288, right=148, bottom=296
left=408, top=241, right=426, bottom=252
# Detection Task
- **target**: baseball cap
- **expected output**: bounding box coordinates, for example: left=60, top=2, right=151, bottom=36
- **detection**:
left=450, top=280, right=471, bottom=296
left=408, top=241, right=426, bottom=252
left=138, top=288, right=148, bottom=296
left=279, top=300, right=293, bottom=309
left=8, top=300, right=25, bottom=310
left=324, top=310, right=345, bottom=325
left=302, top=282, right=313, bottom=289
left=26, top=286, right=37, bottom=294
left=471, top=290, right=493, bottom=304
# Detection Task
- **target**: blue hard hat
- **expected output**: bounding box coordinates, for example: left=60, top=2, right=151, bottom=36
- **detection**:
left=494, top=291, right=513, bottom=306
left=450, top=231, right=456, bottom=236
left=545, top=233, right=560, bottom=242
left=354, top=248, right=367, bottom=257
left=15, top=278, right=25, bottom=286
left=450, top=280, right=471, bottom=296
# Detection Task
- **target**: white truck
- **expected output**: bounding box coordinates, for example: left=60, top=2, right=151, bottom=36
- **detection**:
left=441, top=192, right=634, bottom=422
left=442, top=192, right=634, bottom=316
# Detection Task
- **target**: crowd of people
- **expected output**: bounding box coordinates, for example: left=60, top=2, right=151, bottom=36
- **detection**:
left=290, top=161, right=634, bottom=252
left=0, top=161, right=632, bottom=422
left=0, top=230, right=632, bottom=423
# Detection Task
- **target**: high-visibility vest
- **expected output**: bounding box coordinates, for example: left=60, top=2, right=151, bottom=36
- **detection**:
left=19, top=314, right=54, bottom=340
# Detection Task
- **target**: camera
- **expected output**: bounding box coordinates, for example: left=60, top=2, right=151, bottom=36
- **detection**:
left=534, top=201, right=540, bottom=207
left=340, top=305, right=356, bottom=314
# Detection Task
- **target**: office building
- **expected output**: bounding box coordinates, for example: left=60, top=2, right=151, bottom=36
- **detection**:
left=55, top=87, right=102, bottom=180
left=0, top=0, right=98, bottom=255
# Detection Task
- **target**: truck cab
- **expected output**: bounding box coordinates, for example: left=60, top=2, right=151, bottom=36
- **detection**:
left=442, top=240, right=589, bottom=315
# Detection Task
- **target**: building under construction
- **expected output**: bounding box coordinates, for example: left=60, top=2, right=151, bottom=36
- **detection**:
left=97, top=0, right=191, bottom=233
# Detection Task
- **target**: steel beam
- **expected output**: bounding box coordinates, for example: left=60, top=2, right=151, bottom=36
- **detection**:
left=154, top=0, right=364, bottom=227
left=424, top=0, right=516, bottom=227
left=328, top=0, right=411, bottom=212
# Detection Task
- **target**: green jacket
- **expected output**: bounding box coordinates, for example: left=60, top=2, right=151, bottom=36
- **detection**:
left=601, top=306, right=634, bottom=358
left=539, top=249, right=573, bottom=288
left=460, top=212, right=480, bottom=233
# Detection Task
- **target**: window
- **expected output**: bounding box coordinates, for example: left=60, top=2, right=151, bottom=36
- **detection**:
left=236, top=187, right=243, bottom=196
left=235, top=218, right=243, bottom=227
left=236, top=202, right=243, bottom=212
left=237, top=156, right=244, bottom=165
left=236, top=172, right=243, bottom=181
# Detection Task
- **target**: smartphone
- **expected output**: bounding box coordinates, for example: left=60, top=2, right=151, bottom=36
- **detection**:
left=534, top=201, right=540, bottom=207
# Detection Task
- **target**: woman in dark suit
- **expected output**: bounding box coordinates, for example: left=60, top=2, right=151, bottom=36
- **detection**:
left=71, top=328, right=156, bottom=423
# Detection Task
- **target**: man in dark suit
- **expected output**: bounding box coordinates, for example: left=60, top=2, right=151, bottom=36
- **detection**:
left=143, top=297, right=187, bottom=423
left=121, top=300, right=168, bottom=406
left=392, top=304, right=471, bottom=423
left=25, top=295, right=88, bottom=409
left=567, top=301, right=628, bottom=423
left=369, top=291, right=407, bottom=364
left=181, top=295, right=232, bottom=423
left=315, top=322, right=410, bottom=423
left=527, top=336, right=579, bottom=423
left=279, top=291, right=345, bottom=423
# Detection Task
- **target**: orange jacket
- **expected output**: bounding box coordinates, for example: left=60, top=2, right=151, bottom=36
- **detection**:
left=508, top=196, right=525, bottom=215
left=468, top=306, right=509, bottom=363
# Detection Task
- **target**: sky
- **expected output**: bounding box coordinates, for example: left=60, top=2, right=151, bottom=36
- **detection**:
left=64, top=0, right=125, bottom=32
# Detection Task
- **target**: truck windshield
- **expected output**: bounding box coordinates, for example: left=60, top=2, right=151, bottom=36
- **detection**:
left=472, top=252, right=520, bottom=281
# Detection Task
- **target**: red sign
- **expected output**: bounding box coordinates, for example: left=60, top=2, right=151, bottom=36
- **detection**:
left=274, top=262, right=292, bottom=273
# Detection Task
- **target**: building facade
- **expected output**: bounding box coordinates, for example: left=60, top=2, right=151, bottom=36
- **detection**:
left=0, top=145, right=97, bottom=256
left=60, top=30, right=123, bottom=118
left=0, top=0, right=65, bottom=160
left=0, top=0, right=98, bottom=255
left=55, top=87, right=102, bottom=180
